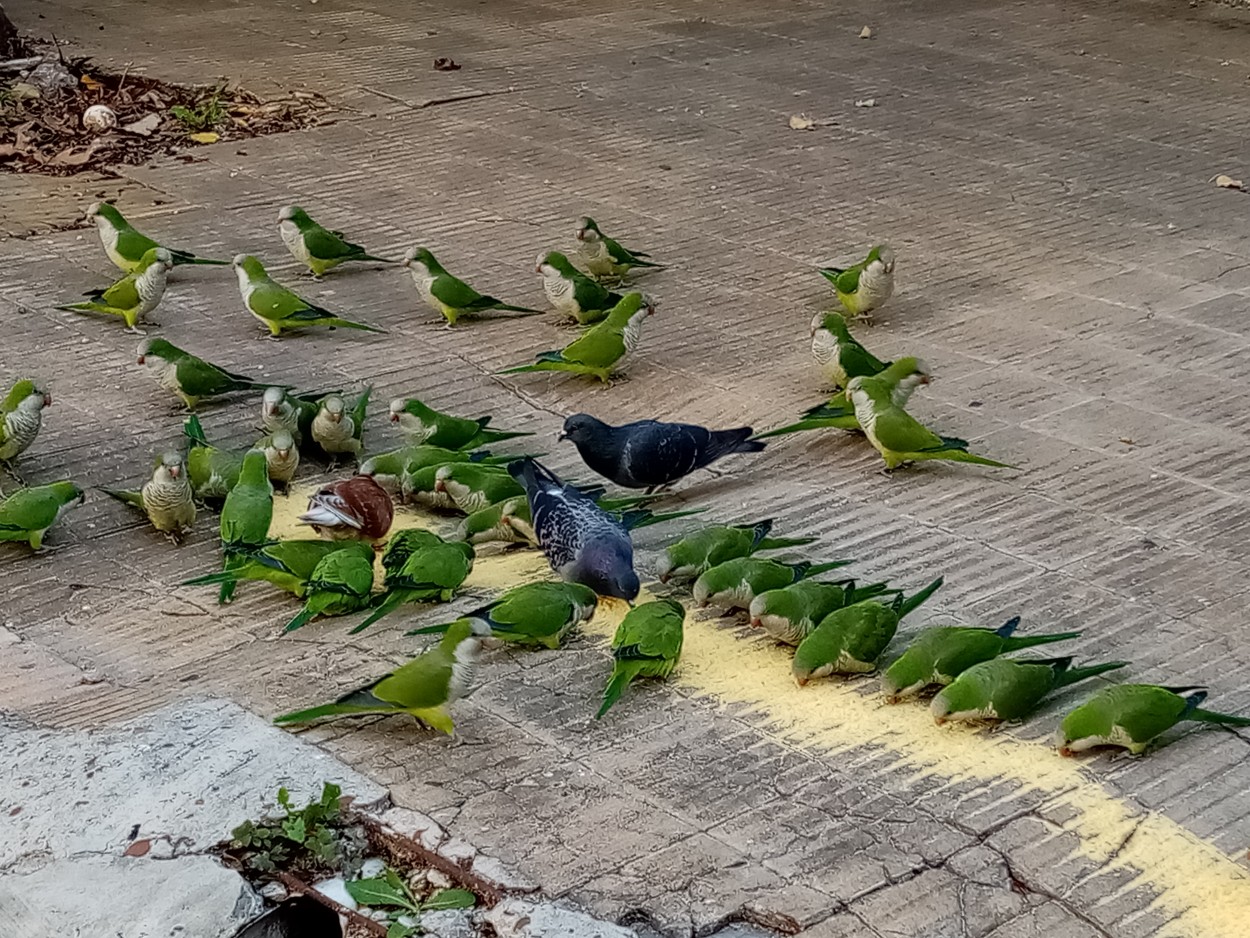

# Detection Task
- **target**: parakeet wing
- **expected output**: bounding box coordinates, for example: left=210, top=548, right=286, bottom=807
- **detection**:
left=100, top=275, right=142, bottom=309
left=561, top=322, right=626, bottom=368
left=870, top=405, right=946, bottom=453
left=429, top=272, right=487, bottom=308
left=303, top=224, right=363, bottom=260
left=370, top=653, right=454, bottom=709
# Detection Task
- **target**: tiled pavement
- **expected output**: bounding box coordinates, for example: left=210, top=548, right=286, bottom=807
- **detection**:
left=2, top=0, right=1250, bottom=935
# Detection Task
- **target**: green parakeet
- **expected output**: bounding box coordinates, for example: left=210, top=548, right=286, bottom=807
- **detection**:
left=361, top=445, right=505, bottom=495
left=808, top=311, right=889, bottom=389
left=881, top=616, right=1082, bottom=702
left=257, top=430, right=299, bottom=490
left=409, top=581, right=598, bottom=649
left=217, top=448, right=274, bottom=603
left=87, top=201, right=228, bottom=273
left=749, top=578, right=891, bottom=646
left=848, top=374, right=1014, bottom=471
left=455, top=497, right=534, bottom=546
left=0, top=480, right=83, bottom=550
left=311, top=388, right=370, bottom=461
left=402, top=246, right=541, bottom=326
left=137, top=338, right=275, bottom=411
left=260, top=386, right=333, bottom=449
left=574, top=216, right=662, bottom=283
left=817, top=244, right=895, bottom=320
left=352, top=537, right=475, bottom=633
left=101, top=452, right=196, bottom=542
left=597, top=599, right=686, bottom=719
left=496, top=292, right=655, bottom=384
left=281, top=549, right=376, bottom=633
left=656, top=518, right=817, bottom=583
left=434, top=463, right=525, bottom=514
left=58, top=247, right=173, bottom=334
left=388, top=397, right=534, bottom=449
left=792, top=577, right=944, bottom=684
left=931, top=656, right=1128, bottom=726
left=692, top=557, right=851, bottom=612
left=231, top=254, right=385, bottom=336
left=273, top=619, right=492, bottom=734
left=278, top=205, right=395, bottom=278
left=1057, top=685, right=1250, bottom=756
left=0, top=380, right=52, bottom=467
left=753, top=357, right=931, bottom=441
left=535, top=250, right=624, bottom=324
left=182, top=539, right=373, bottom=598
left=399, top=464, right=456, bottom=510
left=182, top=414, right=243, bottom=502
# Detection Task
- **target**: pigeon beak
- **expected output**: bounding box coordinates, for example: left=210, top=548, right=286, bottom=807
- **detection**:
left=557, top=432, right=568, bottom=442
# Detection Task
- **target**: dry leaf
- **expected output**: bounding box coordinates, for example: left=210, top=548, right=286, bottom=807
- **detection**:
left=123, top=839, right=151, bottom=858
left=1211, top=174, right=1244, bottom=190
left=859, top=26, right=874, bottom=39
left=788, top=114, right=816, bottom=130
left=0, top=144, right=20, bottom=161
left=187, top=131, right=220, bottom=144
left=80, top=74, right=105, bottom=92
left=48, top=143, right=100, bottom=167
left=123, top=113, right=162, bottom=137
left=433, top=56, right=461, bottom=71
left=854, top=98, right=877, bottom=108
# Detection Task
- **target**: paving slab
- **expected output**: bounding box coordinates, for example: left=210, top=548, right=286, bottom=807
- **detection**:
left=3, top=0, right=1250, bottom=936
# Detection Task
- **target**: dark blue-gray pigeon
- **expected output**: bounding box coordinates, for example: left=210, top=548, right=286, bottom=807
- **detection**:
left=558, top=413, right=766, bottom=492
left=507, top=457, right=641, bottom=600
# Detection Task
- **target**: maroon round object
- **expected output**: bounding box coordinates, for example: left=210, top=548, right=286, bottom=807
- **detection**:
left=299, top=475, right=394, bottom=542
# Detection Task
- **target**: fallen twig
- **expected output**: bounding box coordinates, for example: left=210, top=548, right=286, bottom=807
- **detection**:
left=359, top=85, right=518, bottom=110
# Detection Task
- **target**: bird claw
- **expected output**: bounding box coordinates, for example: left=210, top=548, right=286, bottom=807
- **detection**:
left=125, top=325, right=148, bottom=336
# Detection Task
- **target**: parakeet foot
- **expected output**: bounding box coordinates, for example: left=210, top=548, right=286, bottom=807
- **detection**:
left=125, top=325, right=148, bottom=336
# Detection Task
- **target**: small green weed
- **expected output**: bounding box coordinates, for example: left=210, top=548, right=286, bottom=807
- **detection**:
left=169, top=82, right=227, bottom=133
left=346, top=868, right=476, bottom=938
left=230, top=782, right=351, bottom=873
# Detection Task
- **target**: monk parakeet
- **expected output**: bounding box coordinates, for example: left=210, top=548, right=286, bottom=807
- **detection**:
left=793, top=577, right=944, bottom=684
left=183, top=539, right=371, bottom=596
left=0, top=481, right=83, bottom=550
left=693, top=557, right=852, bottom=612
left=434, top=463, right=525, bottom=514
left=58, top=247, right=173, bottom=333
left=509, top=457, right=639, bottom=600
left=399, top=464, right=456, bottom=510
left=137, top=338, right=274, bottom=411
left=818, top=245, right=895, bottom=321
left=931, top=656, right=1128, bottom=726
left=182, top=414, right=243, bottom=502
left=361, top=445, right=505, bottom=495
left=389, top=397, right=533, bottom=449
left=750, top=578, right=891, bottom=646
left=257, top=430, right=299, bottom=490
left=278, top=205, right=395, bottom=278
left=1057, top=685, right=1250, bottom=756
left=281, top=548, right=376, bottom=633
left=260, top=387, right=334, bottom=449
left=300, top=475, right=394, bottom=543
left=273, top=619, right=492, bottom=734
left=409, top=581, right=598, bottom=649
left=656, top=519, right=816, bottom=583
left=0, top=380, right=52, bottom=468
left=232, top=254, right=385, bottom=337
left=101, top=452, right=196, bottom=541
left=455, top=491, right=696, bottom=549
left=597, top=599, right=686, bottom=719
left=497, top=292, right=655, bottom=384
left=574, top=216, right=662, bottom=283
left=848, top=374, right=1014, bottom=471
left=217, top=449, right=274, bottom=602
left=352, top=537, right=475, bottom=633
left=311, top=388, right=370, bottom=461
left=754, top=357, right=930, bottom=441
left=535, top=250, right=624, bottom=324
left=87, top=201, right=227, bottom=273
left=809, top=311, right=889, bottom=389
left=881, top=617, right=1081, bottom=702
left=402, top=247, right=541, bottom=327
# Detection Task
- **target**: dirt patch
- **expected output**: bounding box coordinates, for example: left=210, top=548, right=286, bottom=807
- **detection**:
left=1, top=38, right=329, bottom=176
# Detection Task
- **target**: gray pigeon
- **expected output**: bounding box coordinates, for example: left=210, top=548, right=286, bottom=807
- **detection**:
left=507, top=457, right=640, bottom=600
left=558, top=413, right=766, bottom=493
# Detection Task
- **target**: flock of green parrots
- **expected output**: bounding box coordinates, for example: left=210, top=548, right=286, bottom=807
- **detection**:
left=1, top=201, right=1247, bottom=758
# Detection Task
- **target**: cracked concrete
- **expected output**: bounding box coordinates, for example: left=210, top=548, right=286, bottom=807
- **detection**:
left=3, top=0, right=1250, bottom=935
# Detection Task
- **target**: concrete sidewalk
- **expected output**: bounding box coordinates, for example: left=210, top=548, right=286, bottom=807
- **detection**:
left=2, top=0, right=1250, bottom=935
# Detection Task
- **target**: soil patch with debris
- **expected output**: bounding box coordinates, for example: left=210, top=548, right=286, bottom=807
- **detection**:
left=1, top=34, right=329, bottom=175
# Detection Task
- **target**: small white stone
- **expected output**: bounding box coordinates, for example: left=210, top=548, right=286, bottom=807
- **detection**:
left=83, top=104, right=118, bottom=133
left=427, top=869, right=452, bottom=889
left=358, top=856, right=387, bottom=878
left=312, top=876, right=357, bottom=910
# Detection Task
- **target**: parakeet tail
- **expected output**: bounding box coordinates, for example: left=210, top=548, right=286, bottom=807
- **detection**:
left=847, top=580, right=892, bottom=602
left=281, top=607, right=317, bottom=634
left=994, top=616, right=1023, bottom=637
left=1189, top=707, right=1250, bottom=727
left=1000, top=630, right=1083, bottom=651
left=349, top=594, right=401, bottom=634
left=1054, top=660, right=1130, bottom=688
left=404, top=620, right=455, bottom=636
left=183, top=414, right=210, bottom=448
left=898, top=576, right=944, bottom=619
left=495, top=358, right=568, bottom=375
left=171, top=253, right=229, bottom=266
left=751, top=421, right=820, bottom=440
left=755, top=535, right=818, bottom=551
left=596, top=665, right=637, bottom=719
left=324, top=318, right=387, bottom=333
left=803, top=559, right=855, bottom=578
left=98, top=487, right=144, bottom=508
left=619, top=506, right=705, bottom=531
left=272, top=702, right=380, bottom=724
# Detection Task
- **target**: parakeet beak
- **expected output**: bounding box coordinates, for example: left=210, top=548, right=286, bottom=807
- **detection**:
left=658, top=573, right=670, bottom=583
left=1058, top=746, right=1074, bottom=757
left=794, top=674, right=809, bottom=687
left=919, top=374, right=932, bottom=384
left=329, top=412, right=342, bottom=424
left=434, top=480, right=446, bottom=493
left=42, top=393, right=53, bottom=407
left=883, top=694, right=900, bottom=705
left=169, top=465, right=181, bottom=478
left=389, top=413, right=400, bottom=423
left=749, top=617, right=761, bottom=628
left=933, top=716, right=947, bottom=726
left=136, top=354, right=146, bottom=364
left=575, top=228, right=587, bottom=241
